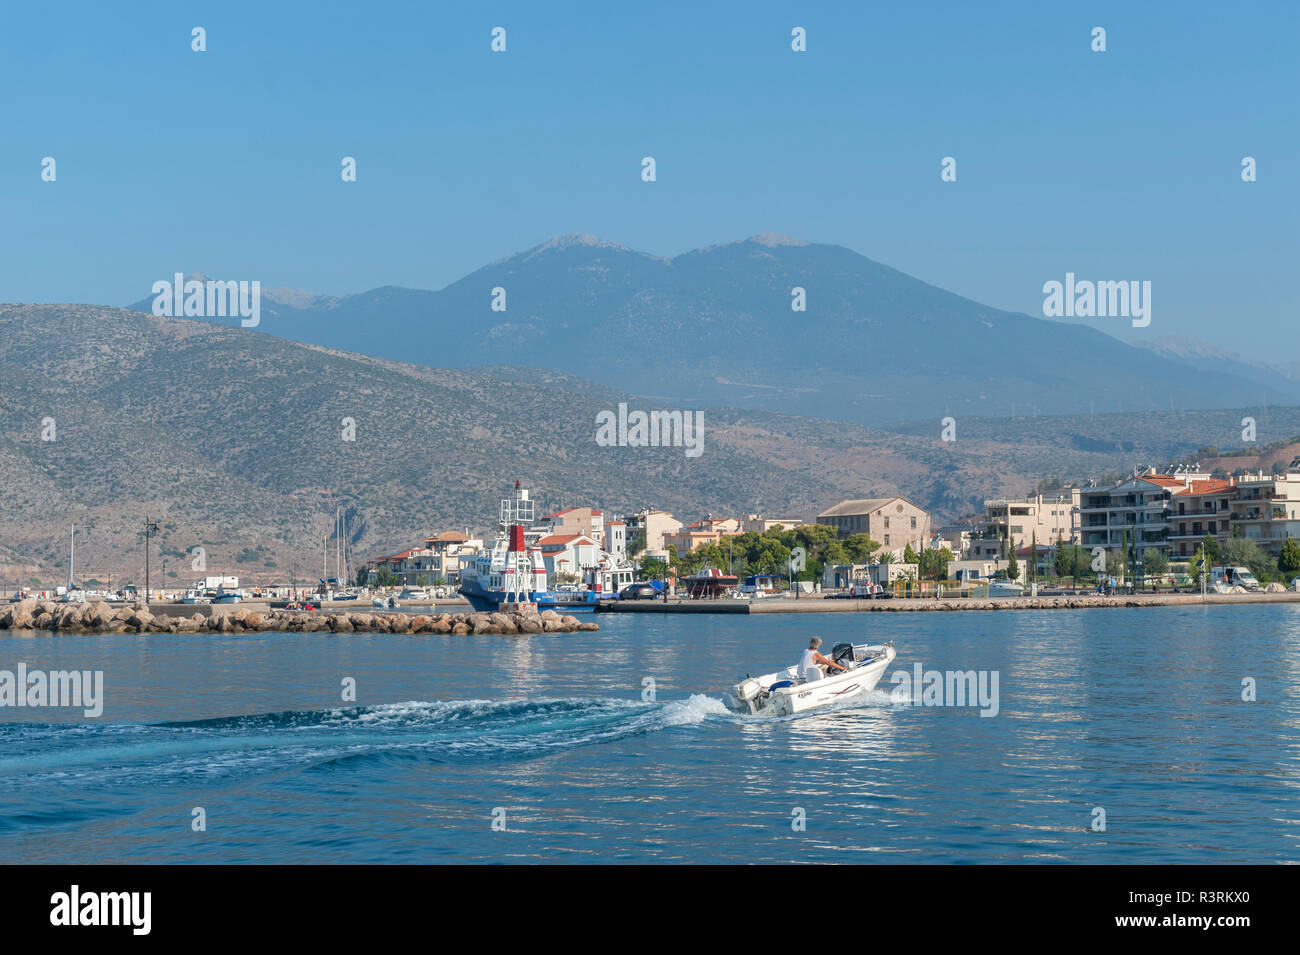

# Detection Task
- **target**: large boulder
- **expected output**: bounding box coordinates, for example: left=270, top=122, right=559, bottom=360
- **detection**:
left=86, top=601, right=115, bottom=630
left=7, top=598, right=38, bottom=630
left=54, top=606, right=84, bottom=631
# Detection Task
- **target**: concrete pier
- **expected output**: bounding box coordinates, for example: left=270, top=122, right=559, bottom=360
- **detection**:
left=595, top=592, right=1300, bottom=614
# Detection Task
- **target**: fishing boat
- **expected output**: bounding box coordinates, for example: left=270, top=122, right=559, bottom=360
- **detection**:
left=727, top=642, right=896, bottom=717
left=459, top=481, right=601, bottom=612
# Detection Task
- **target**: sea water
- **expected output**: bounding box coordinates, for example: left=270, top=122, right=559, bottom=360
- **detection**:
left=0, top=605, right=1296, bottom=863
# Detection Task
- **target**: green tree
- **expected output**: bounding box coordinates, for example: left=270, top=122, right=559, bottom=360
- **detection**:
left=1005, top=546, right=1019, bottom=582
left=627, top=530, right=647, bottom=557
left=1221, top=537, right=1276, bottom=583
left=903, top=543, right=919, bottom=565
left=842, top=534, right=879, bottom=564
left=372, top=567, right=401, bottom=588
left=1053, top=533, right=1070, bottom=578
left=1201, top=533, right=1221, bottom=567
left=1072, top=544, right=1091, bottom=586
left=638, top=554, right=669, bottom=581
left=919, top=547, right=953, bottom=581
left=1278, top=538, right=1300, bottom=579
left=1142, top=549, right=1169, bottom=580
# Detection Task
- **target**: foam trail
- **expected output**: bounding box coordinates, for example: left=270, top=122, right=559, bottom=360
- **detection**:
left=0, top=696, right=735, bottom=788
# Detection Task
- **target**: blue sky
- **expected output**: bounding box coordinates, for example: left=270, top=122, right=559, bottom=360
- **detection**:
left=1, top=1, right=1294, bottom=360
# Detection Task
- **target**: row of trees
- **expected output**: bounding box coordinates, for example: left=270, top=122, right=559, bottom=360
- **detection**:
left=1045, top=529, right=1300, bottom=587
left=637, top=525, right=965, bottom=584
left=639, top=524, right=884, bottom=583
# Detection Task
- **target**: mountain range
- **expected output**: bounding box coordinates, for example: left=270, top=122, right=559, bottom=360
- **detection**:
left=7, top=304, right=1296, bottom=584
left=128, top=234, right=1300, bottom=426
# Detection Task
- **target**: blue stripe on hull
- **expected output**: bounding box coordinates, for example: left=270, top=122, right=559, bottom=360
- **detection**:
left=459, top=579, right=598, bottom=612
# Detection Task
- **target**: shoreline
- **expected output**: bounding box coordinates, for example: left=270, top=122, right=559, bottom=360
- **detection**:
left=596, top=591, right=1300, bottom=613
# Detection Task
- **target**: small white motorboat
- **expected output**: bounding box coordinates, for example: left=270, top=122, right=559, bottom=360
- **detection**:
left=986, top=579, right=1024, bottom=598
left=728, top=642, right=896, bottom=716
left=372, top=595, right=399, bottom=609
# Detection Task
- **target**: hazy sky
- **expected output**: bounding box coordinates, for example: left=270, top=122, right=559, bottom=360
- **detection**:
left=2, top=1, right=1294, bottom=360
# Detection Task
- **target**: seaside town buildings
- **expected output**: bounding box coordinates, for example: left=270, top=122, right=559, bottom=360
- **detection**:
left=362, top=457, right=1300, bottom=589
left=968, top=489, right=1081, bottom=560
left=368, top=530, right=484, bottom=585
left=815, top=497, right=931, bottom=560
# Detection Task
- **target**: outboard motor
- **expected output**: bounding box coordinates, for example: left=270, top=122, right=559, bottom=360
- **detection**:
left=831, top=643, right=855, bottom=667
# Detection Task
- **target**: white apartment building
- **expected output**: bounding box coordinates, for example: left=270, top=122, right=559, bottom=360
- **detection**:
left=971, top=489, right=1080, bottom=560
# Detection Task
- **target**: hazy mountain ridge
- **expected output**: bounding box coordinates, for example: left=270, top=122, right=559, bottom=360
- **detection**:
left=127, top=234, right=1300, bottom=425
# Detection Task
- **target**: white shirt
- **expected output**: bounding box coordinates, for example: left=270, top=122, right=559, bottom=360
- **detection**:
left=798, top=648, right=820, bottom=680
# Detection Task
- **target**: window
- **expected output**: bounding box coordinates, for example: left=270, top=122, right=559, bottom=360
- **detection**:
left=910, top=516, right=917, bottom=529
left=884, top=517, right=890, bottom=529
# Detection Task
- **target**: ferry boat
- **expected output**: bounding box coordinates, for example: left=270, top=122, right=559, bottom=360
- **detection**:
left=459, top=482, right=603, bottom=612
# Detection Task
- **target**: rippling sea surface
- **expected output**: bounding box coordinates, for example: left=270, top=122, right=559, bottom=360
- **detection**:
left=1, top=605, right=1297, bottom=863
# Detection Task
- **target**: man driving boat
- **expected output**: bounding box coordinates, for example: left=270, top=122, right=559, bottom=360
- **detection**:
left=798, top=636, right=847, bottom=680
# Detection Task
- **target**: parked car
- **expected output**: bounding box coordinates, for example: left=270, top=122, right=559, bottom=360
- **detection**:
left=618, top=583, right=657, bottom=600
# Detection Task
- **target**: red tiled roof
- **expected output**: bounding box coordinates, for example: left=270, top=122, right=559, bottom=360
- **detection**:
left=1175, top=479, right=1233, bottom=496
left=1139, top=475, right=1188, bottom=488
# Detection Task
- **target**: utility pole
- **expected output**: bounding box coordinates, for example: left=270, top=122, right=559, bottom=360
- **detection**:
left=142, top=518, right=159, bottom=605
